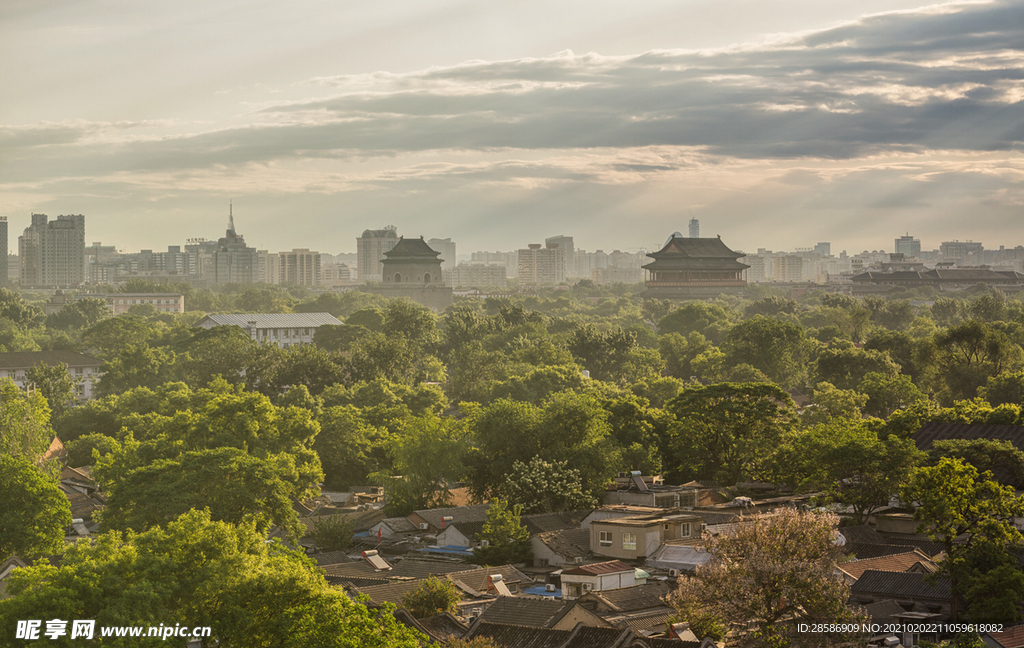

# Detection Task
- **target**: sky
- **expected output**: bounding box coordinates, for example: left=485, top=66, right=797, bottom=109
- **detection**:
left=1, top=0, right=1022, bottom=257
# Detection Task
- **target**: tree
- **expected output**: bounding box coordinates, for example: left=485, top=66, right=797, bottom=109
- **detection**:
left=98, top=446, right=303, bottom=539
left=659, top=331, right=714, bottom=380
left=81, top=315, right=155, bottom=357
left=0, top=509, right=425, bottom=648
left=929, top=321, right=1024, bottom=404
left=0, top=288, right=45, bottom=328
left=771, top=420, right=922, bottom=524
left=308, top=515, right=355, bottom=552
left=97, top=343, right=179, bottom=396
left=472, top=499, right=531, bottom=565
left=65, top=432, right=118, bottom=468
left=666, top=382, right=797, bottom=485
left=0, top=378, right=58, bottom=475
left=744, top=295, right=797, bottom=319
left=721, top=316, right=806, bottom=387
left=565, top=323, right=642, bottom=383
left=400, top=576, right=461, bottom=618
left=801, top=382, right=867, bottom=425
left=25, top=362, right=78, bottom=420
left=657, top=302, right=734, bottom=344
left=858, top=371, right=927, bottom=418
left=669, top=509, right=864, bottom=648
left=932, top=297, right=964, bottom=326
left=494, top=458, right=597, bottom=515
left=901, top=458, right=1024, bottom=620
left=981, top=369, right=1024, bottom=406
left=314, top=323, right=371, bottom=352
left=315, top=406, right=383, bottom=490
left=45, top=297, right=109, bottom=330
left=812, top=344, right=899, bottom=391
left=929, top=438, right=1024, bottom=488
left=0, top=455, right=72, bottom=560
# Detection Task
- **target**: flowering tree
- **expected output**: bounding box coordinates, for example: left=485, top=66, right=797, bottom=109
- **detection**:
left=669, top=508, right=863, bottom=648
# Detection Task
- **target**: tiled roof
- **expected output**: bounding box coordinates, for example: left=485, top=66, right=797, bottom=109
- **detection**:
left=322, top=562, right=387, bottom=580
left=562, top=560, right=633, bottom=576
left=444, top=520, right=487, bottom=541
left=447, top=564, right=533, bottom=595
left=299, top=508, right=385, bottom=534
left=914, top=421, right=1024, bottom=452
left=863, top=599, right=908, bottom=625
left=691, top=510, right=741, bottom=526
left=479, top=597, right=576, bottom=628
left=844, top=543, right=924, bottom=560
left=985, top=624, right=1024, bottom=648
left=609, top=608, right=674, bottom=634
left=839, top=525, right=886, bottom=545
left=559, top=626, right=631, bottom=648
left=874, top=536, right=946, bottom=558
left=412, top=503, right=490, bottom=529
left=416, top=612, right=469, bottom=642
left=522, top=510, right=590, bottom=535
left=0, top=351, right=103, bottom=369
left=352, top=579, right=428, bottom=606
left=308, top=550, right=352, bottom=566
left=535, top=528, right=590, bottom=561
left=380, top=517, right=417, bottom=533
left=586, top=581, right=674, bottom=613
left=61, top=488, right=103, bottom=520
left=465, top=621, right=572, bottom=648
left=390, top=558, right=475, bottom=580
left=384, top=236, right=443, bottom=259
left=839, top=550, right=935, bottom=580
left=195, top=313, right=343, bottom=328
left=851, top=570, right=951, bottom=601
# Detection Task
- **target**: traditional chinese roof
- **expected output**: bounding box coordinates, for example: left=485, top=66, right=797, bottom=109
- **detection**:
left=383, top=236, right=444, bottom=263
left=838, top=549, right=936, bottom=580
left=478, top=597, right=580, bottom=628
left=914, top=421, right=1024, bottom=452
left=851, top=570, right=951, bottom=601
left=534, top=528, right=590, bottom=562
left=985, top=624, right=1024, bottom=648
left=642, top=235, right=748, bottom=272
left=582, top=581, right=675, bottom=613
left=562, top=560, right=633, bottom=576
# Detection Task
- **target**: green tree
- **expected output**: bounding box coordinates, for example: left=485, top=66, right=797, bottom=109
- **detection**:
left=0, top=378, right=57, bottom=475
left=313, top=323, right=371, bottom=352
left=858, top=371, right=927, bottom=418
left=0, top=509, right=425, bottom=648
left=315, top=405, right=383, bottom=490
left=929, top=438, right=1024, bottom=488
left=744, top=295, right=797, bottom=318
left=669, top=509, right=864, bottom=648
left=981, top=369, right=1024, bottom=406
left=0, top=288, right=45, bottom=328
left=308, top=515, right=355, bottom=552
left=932, top=297, right=964, bottom=326
left=666, top=382, right=797, bottom=484
left=25, top=362, right=78, bottom=420
left=65, top=432, right=118, bottom=468
left=472, top=499, right=531, bottom=565
left=400, top=576, right=461, bottom=619
left=812, top=343, right=900, bottom=390
left=721, top=316, right=806, bottom=387
left=867, top=298, right=916, bottom=330
left=374, top=414, right=468, bottom=516
left=81, top=315, right=155, bottom=357
left=98, top=446, right=303, bottom=539
left=659, top=331, right=714, bottom=380
left=657, top=302, right=734, bottom=343
left=495, top=458, right=597, bottom=515
left=97, top=343, right=179, bottom=396
left=929, top=321, right=1024, bottom=404
left=0, top=455, right=72, bottom=560
left=901, top=458, right=1024, bottom=620
left=45, top=297, right=110, bottom=330
left=801, top=382, right=867, bottom=425
left=174, top=324, right=256, bottom=387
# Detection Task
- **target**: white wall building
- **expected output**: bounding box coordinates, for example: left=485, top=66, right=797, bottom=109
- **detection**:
left=193, top=313, right=342, bottom=348
left=0, top=351, right=103, bottom=401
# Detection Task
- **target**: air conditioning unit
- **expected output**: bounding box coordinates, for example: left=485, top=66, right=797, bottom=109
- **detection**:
left=574, top=556, right=584, bottom=564
left=668, top=568, right=679, bottom=577
left=419, top=523, right=429, bottom=530
left=480, top=540, right=490, bottom=547
left=545, top=584, right=556, bottom=592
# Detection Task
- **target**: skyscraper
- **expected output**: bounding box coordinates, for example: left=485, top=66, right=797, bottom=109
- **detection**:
left=357, top=226, right=399, bottom=282
left=544, top=235, right=575, bottom=276
left=212, top=204, right=258, bottom=284
left=427, top=237, right=456, bottom=270
left=18, top=213, right=86, bottom=287
left=688, top=218, right=700, bottom=238
left=894, top=234, right=921, bottom=258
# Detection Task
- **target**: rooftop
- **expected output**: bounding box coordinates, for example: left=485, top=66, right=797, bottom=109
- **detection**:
left=562, top=560, right=634, bottom=577
left=195, top=312, right=343, bottom=328
left=0, top=351, right=103, bottom=369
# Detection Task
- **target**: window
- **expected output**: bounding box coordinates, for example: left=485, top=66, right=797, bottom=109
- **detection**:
left=623, top=533, right=636, bottom=551
left=599, top=531, right=612, bottom=547
left=680, top=523, right=691, bottom=538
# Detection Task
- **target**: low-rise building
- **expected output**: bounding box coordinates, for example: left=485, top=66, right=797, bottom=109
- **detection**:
left=192, top=312, right=342, bottom=348
left=109, top=293, right=185, bottom=315
left=561, top=560, right=645, bottom=600
left=0, top=351, right=103, bottom=401
left=589, top=513, right=704, bottom=561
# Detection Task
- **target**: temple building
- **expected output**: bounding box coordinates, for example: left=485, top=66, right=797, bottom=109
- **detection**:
left=370, top=236, right=453, bottom=310
left=642, top=233, right=748, bottom=299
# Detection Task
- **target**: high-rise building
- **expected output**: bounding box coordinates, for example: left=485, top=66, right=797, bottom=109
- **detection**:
left=940, top=240, right=983, bottom=266
left=212, top=205, right=258, bottom=284
left=545, top=235, right=575, bottom=276
left=357, top=226, right=399, bottom=282
left=814, top=242, right=831, bottom=257
left=0, top=217, right=7, bottom=284
left=427, top=237, right=456, bottom=270
left=894, top=235, right=921, bottom=258
left=278, top=248, right=321, bottom=286
left=518, top=242, right=567, bottom=286
left=19, top=213, right=86, bottom=287
left=688, top=218, right=700, bottom=239
left=774, top=254, right=804, bottom=282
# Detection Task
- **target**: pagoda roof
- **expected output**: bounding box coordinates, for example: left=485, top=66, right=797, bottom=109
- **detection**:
left=383, top=236, right=443, bottom=261
left=646, top=235, right=744, bottom=260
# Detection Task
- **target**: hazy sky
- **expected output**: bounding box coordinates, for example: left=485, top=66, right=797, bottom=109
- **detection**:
left=2, top=0, right=1022, bottom=256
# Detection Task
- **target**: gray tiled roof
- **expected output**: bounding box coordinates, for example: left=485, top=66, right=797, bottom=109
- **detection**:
left=352, top=579, right=427, bottom=606
left=863, top=599, right=908, bottom=625
left=587, top=581, right=675, bottom=613
left=466, top=622, right=572, bottom=648
left=851, top=570, right=951, bottom=600
left=389, top=559, right=475, bottom=580
left=0, top=351, right=103, bottom=369
left=535, top=528, right=590, bottom=561
left=839, top=525, right=887, bottom=545
left=447, top=564, right=533, bottom=594
left=195, top=312, right=342, bottom=328
left=914, top=421, right=1024, bottom=452
left=416, top=613, right=469, bottom=642
left=479, top=597, right=576, bottom=628
left=412, top=503, right=490, bottom=529
left=522, top=510, right=590, bottom=535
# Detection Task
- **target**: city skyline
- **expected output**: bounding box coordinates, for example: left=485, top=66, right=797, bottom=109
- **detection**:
left=2, top=1, right=1023, bottom=255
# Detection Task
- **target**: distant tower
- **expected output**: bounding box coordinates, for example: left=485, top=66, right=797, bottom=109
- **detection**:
left=689, top=218, right=700, bottom=238
left=0, top=216, right=7, bottom=284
